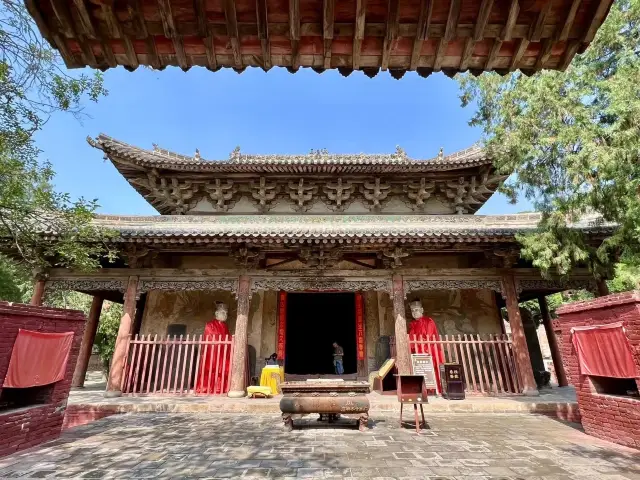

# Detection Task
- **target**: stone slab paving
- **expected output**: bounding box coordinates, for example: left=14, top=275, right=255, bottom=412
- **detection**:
left=0, top=413, right=638, bottom=480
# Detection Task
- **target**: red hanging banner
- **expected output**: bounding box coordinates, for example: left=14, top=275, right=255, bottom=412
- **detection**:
left=355, top=292, right=365, bottom=361
left=3, top=329, right=74, bottom=388
left=277, top=291, right=287, bottom=360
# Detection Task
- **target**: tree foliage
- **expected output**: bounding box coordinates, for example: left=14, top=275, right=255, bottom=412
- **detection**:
left=458, top=0, right=640, bottom=276
left=0, top=0, right=114, bottom=270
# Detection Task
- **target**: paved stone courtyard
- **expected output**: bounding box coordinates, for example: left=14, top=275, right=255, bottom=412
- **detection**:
left=0, top=413, right=638, bottom=479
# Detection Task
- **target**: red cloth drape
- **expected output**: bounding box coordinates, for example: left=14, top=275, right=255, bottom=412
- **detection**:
left=571, top=322, right=637, bottom=378
left=195, top=320, right=231, bottom=394
left=409, top=316, right=444, bottom=390
left=3, top=329, right=74, bottom=388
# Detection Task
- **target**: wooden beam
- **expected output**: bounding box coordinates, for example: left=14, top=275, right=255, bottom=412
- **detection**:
left=289, top=0, right=300, bottom=70
left=157, top=0, right=178, bottom=37
left=51, top=33, right=79, bottom=68
left=501, top=0, right=520, bottom=41
left=100, top=40, right=117, bottom=68
left=529, top=0, right=552, bottom=42
left=534, top=38, right=553, bottom=70
left=559, top=39, right=580, bottom=70
left=223, top=0, right=242, bottom=68
left=173, top=35, right=188, bottom=70
left=101, top=4, right=139, bottom=69
left=256, top=0, right=271, bottom=70
left=203, top=35, right=218, bottom=70
left=72, top=0, right=96, bottom=38
left=509, top=38, right=528, bottom=71
left=583, top=0, right=614, bottom=42
left=473, top=0, right=494, bottom=41
left=557, top=0, right=581, bottom=41
left=194, top=0, right=207, bottom=37
left=433, top=37, right=446, bottom=71
left=443, top=0, right=461, bottom=42
left=323, top=0, right=335, bottom=69
left=459, top=37, right=475, bottom=71
left=78, top=36, right=97, bottom=67
left=381, top=0, right=400, bottom=71
left=353, top=0, right=366, bottom=70
left=485, top=38, right=502, bottom=70
left=410, top=0, right=432, bottom=70
left=50, top=0, right=76, bottom=37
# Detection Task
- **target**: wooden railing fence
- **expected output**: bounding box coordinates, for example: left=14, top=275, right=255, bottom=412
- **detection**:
left=392, top=334, right=523, bottom=395
left=122, top=334, right=235, bottom=395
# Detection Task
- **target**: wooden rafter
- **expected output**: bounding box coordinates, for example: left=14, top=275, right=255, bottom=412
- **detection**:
left=559, top=39, right=580, bottom=70
left=556, top=0, right=581, bottom=41
left=435, top=0, right=460, bottom=70
left=256, top=0, right=270, bottom=70
left=223, top=0, right=242, bottom=68
left=71, top=0, right=95, bottom=38
left=410, top=0, right=432, bottom=70
left=289, top=0, right=300, bottom=70
left=583, top=0, right=614, bottom=42
left=381, top=0, right=400, bottom=71
left=323, top=0, right=335, bottom=69
left=535, top=38, right=554, bottom=70
left=193, top=0, right=215, bottom=70
left=49, top=0, right=75, bottom=37
left=353, top=0, right=366, bottom=70
left=157, top=0, right=187, bottom=69
left=501, top=0, right=520, bottom=41
left=101, top=3, right=139, bottom=69
left=529, top=0, right=552, bottom=42
left=509, top=38, right=528, bottom=71
left=485, top=38, right=502, bottom=70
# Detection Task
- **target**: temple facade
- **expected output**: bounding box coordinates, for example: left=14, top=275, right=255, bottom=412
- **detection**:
left=35, top=135, right=612, bottom=398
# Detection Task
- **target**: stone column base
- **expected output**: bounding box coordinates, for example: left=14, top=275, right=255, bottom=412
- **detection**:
left=228, top=390, right=247, bottom=398
left=104, top=390, right=123, bottom=398
left=522, top=388, right=540, bottom=396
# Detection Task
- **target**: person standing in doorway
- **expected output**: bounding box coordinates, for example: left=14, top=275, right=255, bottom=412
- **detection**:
left=332, top=342, right=344, bottom=375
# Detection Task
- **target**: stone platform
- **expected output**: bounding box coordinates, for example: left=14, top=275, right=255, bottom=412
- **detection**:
left=65, top=374, right=580, bottom=429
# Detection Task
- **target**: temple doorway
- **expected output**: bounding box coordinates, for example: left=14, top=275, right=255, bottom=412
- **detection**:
left=285, top=292, right=357, bottom=376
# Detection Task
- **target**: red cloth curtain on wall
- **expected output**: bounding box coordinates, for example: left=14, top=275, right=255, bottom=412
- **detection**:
left=3, top=329, right=74, bottom=388
left=571, top=322, right=637, bottom=378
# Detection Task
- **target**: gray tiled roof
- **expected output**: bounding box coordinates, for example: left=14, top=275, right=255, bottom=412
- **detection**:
left=88, top=135, right=492, bottom=173
left=87, top=213, right=613, bottom=243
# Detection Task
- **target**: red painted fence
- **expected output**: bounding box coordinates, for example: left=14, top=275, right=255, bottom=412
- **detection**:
left=392, top=334, right=523, bottom=395
left=122, top=334, right=235, bottom=395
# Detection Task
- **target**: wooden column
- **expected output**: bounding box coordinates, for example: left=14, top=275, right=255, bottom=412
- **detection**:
left=72, top=295, right=104, bottom=388
left=502, top=274, right=539, bottom=395
left=106, top=276, right=138, bottom=396
left=392, top=275, right=411, bottom=375
left=538, top=295, right=568, bottom=387
left=30, top=278, right=46, bottom=306
left=229, top=275, right=252, bottom=398
left=596, top=279, right=610, bottom=297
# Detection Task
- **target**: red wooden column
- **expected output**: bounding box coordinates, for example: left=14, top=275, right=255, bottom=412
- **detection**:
left=538, top=295, right=568, bottom=387
left=502, top=273, right=539, bottom=395
left=30, top=277, right=46, bottom=306
left=72, top=295, right=104, bottom=387
left=392, top=275, right=411, bottom=375
left=106, top=276, right=138, bottom=396
left=229, top=276, right=252, bottom=398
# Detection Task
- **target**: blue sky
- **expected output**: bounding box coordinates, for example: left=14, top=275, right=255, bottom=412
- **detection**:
left=35, top=67, right=532, bottom=216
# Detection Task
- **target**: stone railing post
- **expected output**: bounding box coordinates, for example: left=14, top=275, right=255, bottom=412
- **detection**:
left=502, top=273, right=539, bottom=395
left=106, top=275, right=138, bottom=396
left=392, top=274, right=411, bottom=375
left=228, top=275, right=251, bottom=398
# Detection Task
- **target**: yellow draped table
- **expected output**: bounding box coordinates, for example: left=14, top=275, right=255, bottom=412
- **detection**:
left=259, top=365, right=285, bottom=394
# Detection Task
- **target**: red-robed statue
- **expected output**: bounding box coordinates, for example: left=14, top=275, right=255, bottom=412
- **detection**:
left=408, top=299, right=444, bottom=393
left=196, top=302, right=231, bottom=394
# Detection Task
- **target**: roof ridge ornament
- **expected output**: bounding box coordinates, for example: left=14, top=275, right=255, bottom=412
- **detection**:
left=230, top=146, right=241, bottom=162
left=438, top=147, right=444, bottom=160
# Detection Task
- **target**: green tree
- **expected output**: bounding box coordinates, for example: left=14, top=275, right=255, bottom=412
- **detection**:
left=458, top=0, right=640, bottom=277
left=0, top=0, right=113, bottom=271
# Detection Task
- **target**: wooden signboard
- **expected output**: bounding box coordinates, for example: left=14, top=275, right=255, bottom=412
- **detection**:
left=411, top=354, right=438, bottom=391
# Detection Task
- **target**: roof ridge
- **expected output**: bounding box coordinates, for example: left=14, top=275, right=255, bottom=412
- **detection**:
left=89, top=134, right=486, bottom=166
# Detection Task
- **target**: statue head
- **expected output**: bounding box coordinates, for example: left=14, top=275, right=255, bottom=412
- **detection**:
left=409, top=300, right=424, bottom=320
left=214, top=302, right=228, bottom=322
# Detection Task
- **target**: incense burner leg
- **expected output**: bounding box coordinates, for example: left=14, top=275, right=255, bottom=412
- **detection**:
left=420, top=404, right=426, bottom=428
left=413, top=404, right=420, bottom=434
left=358, top=413, right=369, bottom=432
left=282, top=414, right=293, bottom=432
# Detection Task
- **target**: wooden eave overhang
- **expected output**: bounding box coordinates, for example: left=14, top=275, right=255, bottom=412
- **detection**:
left=26, top=0, right=614, bottom=78
left=89, top=134, right=493, bottom=174
left=37, top=213, right=614, bottom=246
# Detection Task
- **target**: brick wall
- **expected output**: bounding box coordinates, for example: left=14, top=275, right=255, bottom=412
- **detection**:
left=0, top=302, right=85, bottom=458
left=554, top=291, right=640, bottom=449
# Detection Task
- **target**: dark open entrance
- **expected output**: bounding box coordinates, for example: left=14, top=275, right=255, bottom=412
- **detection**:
left=285, top=292, right=356, bottom=375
